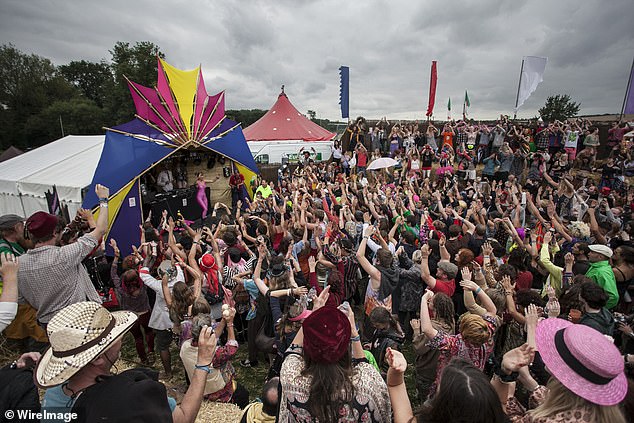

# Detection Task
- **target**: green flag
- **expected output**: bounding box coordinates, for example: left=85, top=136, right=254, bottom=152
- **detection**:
left=465, top=91, right=470, bottom=107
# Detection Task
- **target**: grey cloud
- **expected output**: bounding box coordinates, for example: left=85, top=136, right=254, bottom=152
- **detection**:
left=0, top=0, right=632, bottom=120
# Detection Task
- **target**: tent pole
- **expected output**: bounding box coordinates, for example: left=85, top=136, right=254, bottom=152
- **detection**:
left=513, top=59, right=525, bottom=120
left=18, top=192, right=26, bottom=217
left=619, top=55, right=634, bottom=121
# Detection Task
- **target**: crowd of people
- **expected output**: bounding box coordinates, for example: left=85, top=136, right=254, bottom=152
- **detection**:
left=0, top=116, right=633, bottom=422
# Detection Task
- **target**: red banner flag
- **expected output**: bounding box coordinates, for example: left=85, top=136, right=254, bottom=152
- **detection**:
left=426, top=61, right=438, bottom=117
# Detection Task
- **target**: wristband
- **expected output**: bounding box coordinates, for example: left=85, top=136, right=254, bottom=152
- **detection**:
left=474, top=287, right=482, bottom=295
left=194, top=364, right=212, bottom=373
left=350, top=335, right=361, bottom=343
left=99, top=203, right=108, bottom=208
left=493, top=360, right=519, bottom=383
left=98, top=197, right=108, bottom=203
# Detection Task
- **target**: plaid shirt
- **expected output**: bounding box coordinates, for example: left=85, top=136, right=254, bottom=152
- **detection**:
left=455, top=131, right=468, bottom=148
left=18, top=234, right=100, bottom=324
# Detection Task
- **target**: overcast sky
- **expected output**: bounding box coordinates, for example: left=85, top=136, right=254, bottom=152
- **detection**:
left=1, top=0, right=632, bottom=121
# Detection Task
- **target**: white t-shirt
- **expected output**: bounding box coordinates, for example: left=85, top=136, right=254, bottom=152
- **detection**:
left=564, top=130, right=579, bottom=148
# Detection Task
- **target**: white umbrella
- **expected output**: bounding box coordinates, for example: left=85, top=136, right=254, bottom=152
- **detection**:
left=366, top=157, right=399, bottom=170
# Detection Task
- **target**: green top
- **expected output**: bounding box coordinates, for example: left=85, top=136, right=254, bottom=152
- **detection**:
left=0, top=239, right=25, bottom=256
left=255, top=185, right=273, bottom=199
left=540, top=242, right=562, bottom=297
left=0, top=239, right=24, bottom=293
left=586, top=260, right=619, bottom=309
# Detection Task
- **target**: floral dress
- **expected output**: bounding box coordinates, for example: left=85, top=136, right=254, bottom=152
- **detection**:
left=506, top=386, right=596, bottom=422
left=425, top=314, right=497, bottom=397
left=279, top=353, right=391, bottom=422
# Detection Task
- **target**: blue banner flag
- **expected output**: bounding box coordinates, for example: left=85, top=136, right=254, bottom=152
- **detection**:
left=339, top=66, right=349, bottom=119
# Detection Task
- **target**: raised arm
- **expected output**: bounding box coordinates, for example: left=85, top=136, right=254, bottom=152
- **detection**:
left=420, top=244, right=437, bottom=290
left=356, top=226, right=381, bottom=289
left=461, top=276, right=497, bottom=316
left=438, top=235, right=450, bottom=262
left=88, top=184, right=111, bottom=241
left=385, top=348, right=414, bottom=423
left=161, top=273, right=173, bottom=308
left=419, top=290, right=438, bottom=339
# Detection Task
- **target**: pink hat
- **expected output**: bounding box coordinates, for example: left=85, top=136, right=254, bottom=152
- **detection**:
left=536, top=318, right=626, bottom=406
left=412, top=195, right=420, bottom=203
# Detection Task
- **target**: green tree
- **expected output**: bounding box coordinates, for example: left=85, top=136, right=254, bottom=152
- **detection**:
left=107, top=41, right=165, bottom=124
left=0, top=44, right=77, bottom=148
left=24, top=99, right=106, bottom=141
left=538, top=94, right=580, bottom=122
left=226, top=109, right=267, bottom=127
left=59, top=60, right=114, bottom=108
left=307, top=109, right=316, bottom=121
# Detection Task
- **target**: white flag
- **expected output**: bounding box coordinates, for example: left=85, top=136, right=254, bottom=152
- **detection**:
left=515, top=56, right=547, bottom=112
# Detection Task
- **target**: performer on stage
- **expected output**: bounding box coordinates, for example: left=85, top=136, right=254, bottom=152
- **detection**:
left=156, top=165, right=174, bottom=193
left=229, top=167, right=246, bottom=210
left=196, top=172, right=220, bottom=219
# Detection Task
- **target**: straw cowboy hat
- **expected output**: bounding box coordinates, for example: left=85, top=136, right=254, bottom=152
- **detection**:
left=35, top=302, right=137, bottom=388
left=536, top=318, right=627, bottom=406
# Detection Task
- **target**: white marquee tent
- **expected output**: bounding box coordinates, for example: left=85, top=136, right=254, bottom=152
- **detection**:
left=0, top=135, right=105, bottom=218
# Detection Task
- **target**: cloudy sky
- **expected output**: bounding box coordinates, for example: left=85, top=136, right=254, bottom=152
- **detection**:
left=1, top=0, right=632, bottom=121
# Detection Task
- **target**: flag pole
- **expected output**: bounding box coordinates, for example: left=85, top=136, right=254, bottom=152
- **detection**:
left=619, top=55, right=634, bottom=122
left=513, top=58, right=525, bottom=120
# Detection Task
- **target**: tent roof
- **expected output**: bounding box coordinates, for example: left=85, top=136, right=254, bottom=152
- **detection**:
left=0, top=146, right=24, bottom=163
left=243, top=91, right=336, bottom=142
left=0, top=135, right=104, bottom=197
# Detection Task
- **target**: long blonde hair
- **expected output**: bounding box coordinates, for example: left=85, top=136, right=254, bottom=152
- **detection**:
left=529, top=378, right=626, bottom=423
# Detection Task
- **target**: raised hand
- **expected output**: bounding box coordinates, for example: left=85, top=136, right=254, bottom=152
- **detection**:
left=481, top=242, right=493, bottom=257
left=525, top=304, right=540, bottom=326
left=0, top=252, right=18, bottom=279
left=313, top=286, right=330, bottom=311
left=461, top=267, right=472, bottom=282
left=501, top=343, right=534, bottom=374
left=546, top=298, right=560, bottom=318
left=501, top=275, right=515, bottom=292
left=385, top=347, right=407, bottom=373
left=410, top=319, right=421, bottom=334
left=460, top=279, right=480, bottom=292
left=308, top=256, right=316, bottom=273
left=109, top=239, right=120, bottom=256
left=363, top=225, right=376, bottom=238
left=422, top=289, right=434, bottom=303
left=543, top=231, right=553, bottom=244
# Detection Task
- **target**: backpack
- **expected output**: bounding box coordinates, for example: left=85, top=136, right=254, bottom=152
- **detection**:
left=0, top=365, right=40, bottom=419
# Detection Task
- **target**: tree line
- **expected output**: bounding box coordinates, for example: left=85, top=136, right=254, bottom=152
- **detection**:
left=0, top=42, right=280, bottom=150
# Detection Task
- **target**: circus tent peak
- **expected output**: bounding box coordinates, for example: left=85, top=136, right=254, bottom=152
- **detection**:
left=243, top=89, right=335, bottom=142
